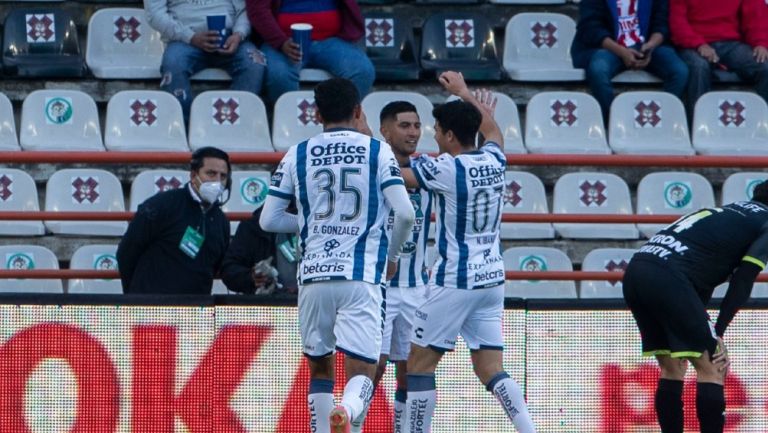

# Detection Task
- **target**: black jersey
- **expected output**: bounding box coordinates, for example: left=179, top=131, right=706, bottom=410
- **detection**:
left=633, top=201, right=768, bottom=296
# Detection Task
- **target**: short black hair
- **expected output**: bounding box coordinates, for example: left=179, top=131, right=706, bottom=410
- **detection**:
left=190, top=146, right=231, bottom=189
left=380, top=101, right=418, bottom=124
left=314, top=78, right=360, bottom=124
left=432, top=100, right=481, bottom=147
left=752, top=180, right=768, bottom=205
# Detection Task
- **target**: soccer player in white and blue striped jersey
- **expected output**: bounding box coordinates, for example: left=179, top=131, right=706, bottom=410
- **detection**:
left=260, top=78, right=416, bottom=433
left=399, top=72, right=537, bottom=433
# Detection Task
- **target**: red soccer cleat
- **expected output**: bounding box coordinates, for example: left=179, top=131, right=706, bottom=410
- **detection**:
left=329, top=405, right=351, bottom=433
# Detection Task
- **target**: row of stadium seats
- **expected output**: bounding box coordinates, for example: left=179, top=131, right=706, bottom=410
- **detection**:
left=2, top=88, right=767, bottom=155
left=3, top=244, right=766, bottom=299
left=2, top=167, right=765, bottom=239
left=2, top=0, right=580, bottom=4
left=1, top=8, right=742, bottom=83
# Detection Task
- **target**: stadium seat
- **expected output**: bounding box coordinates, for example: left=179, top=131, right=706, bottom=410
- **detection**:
left=636, top=171, right=715, bottom=238
left=0, top=168, right=45, bottom=236
left=500, top=171, right=554, bottom=239
left=362, top=91, right=438, bottom=153
left=491, top=0, right=565, bottom=4
left=68, top=244, right=122, bottom=294
left=44, top=169, right=128, bottom=236
left=0, top=93, right=20, bottom=151
left=129, top=169, right=189, bottom=211
left=420, top=13, right=501, bottom=80
left=580, top=248, right=636, bottom=298
left=86, top=8, right=163, bottom=79
left=525, top=92, right=610, bottom=154
left=502, top=247, right=577, bottom=298
left=20, top=90, right=104, bottom=152
left=609, top=91, right=694, bottom=155
left=188, top=91, right=272, bottom=152
left=222, top=171, right=272, bottom=235
left=363, top=12, right=420, bottom=80
left=272, top=91, right=323, bottom=152
left=502, top=13, right=585, bottom=81
left=2, top=8, right=84, bottom=77
left=0, top=245, right=62, bottom=293
left=553, top=172, right=638, bottom=239
left=191, top=68, right=332, bottom=82
left=104, top=90, right=188, bottom=152
left=692, top=91, right=768, bottom=155
left=446, top=92, right=525, bottom=154
left=612, top=70, right=662, bottom=83
left=721, top=172, right=768, bottom=205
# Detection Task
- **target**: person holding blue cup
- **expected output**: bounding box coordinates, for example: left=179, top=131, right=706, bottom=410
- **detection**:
left=206, top=15, right=233, bottom=49
left=290, top=23, right=313, bottom=67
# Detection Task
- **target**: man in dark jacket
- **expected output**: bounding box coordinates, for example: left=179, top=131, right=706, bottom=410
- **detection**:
left=117, top=147, right=231, bottom=294
left=571, top=0, right=689, bottom=120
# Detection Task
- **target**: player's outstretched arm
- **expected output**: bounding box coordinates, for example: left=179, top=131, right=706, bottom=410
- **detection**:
left=438, top=71, right=504, bottom=149
left=382, top=183, right=416, bottom=279
left=259, top=195, right=300, bottom=233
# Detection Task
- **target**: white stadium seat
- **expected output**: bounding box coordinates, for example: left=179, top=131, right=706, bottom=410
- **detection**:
left=105, top=90, right=188, bottom=152
left=692, top=91, right=768, bottom=155
left=525, top=91, right=610, bottom=154
left=609, top=91, right=694, bottom=155
left=502, top=246, right=576, bottom=298
left=86, top=8, right=163, bottom=79
left=272, top=91, right=323, bottom=152
left=636, top=171, right=715, bottom=238
left=20, top=90, right=104, bottom=151
left=492, top=0, right=565, bottom=4
left=612, top=70, right=662, bottom=83
left=44, top=169, right=127, bottom=236
left=68, top=244, right=122, bottom=294
left=189, top=91, right=273, bottom=152
left=0, top=168, right=45, bottom=235
left=363, top=91, right=438, bottom=153
left=500, top=171, right=554, bottom=239
left=0, top=92, right=19, bottom=150
left=191, top=67, right=332, bottom=82
left=553, top=172, right=638, bottom=239
left=222, top=171, right=272, bottom=235
left=447, top=92, right=525, bottom=154
left=503, top=13, right=584, bottom=81
left=0, top=245, right=62, bottom=293
left=580, top=248, right=636, bottom=298
left=721, top=172, right=768, bottom=205
left=129, top=169, right=188, bottom=211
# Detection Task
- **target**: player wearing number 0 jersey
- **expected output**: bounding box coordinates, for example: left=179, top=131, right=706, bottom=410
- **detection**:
left=623, top=183, right=768, bottom=433
left=399, top=72, right=537, bottom=433
left=260, top=78, right=415, bottom=433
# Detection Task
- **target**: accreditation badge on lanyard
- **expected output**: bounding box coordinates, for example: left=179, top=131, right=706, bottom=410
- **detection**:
left=179, top=225, right=205, bottom=258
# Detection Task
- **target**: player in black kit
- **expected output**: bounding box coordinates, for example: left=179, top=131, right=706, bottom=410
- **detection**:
left=623, top=180, right=768, bottom=433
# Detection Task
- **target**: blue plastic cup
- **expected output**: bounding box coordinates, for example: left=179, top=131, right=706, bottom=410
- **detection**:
left=206, top=15, right=230, bottom=48
left=291, top=23, right=313, bottom=66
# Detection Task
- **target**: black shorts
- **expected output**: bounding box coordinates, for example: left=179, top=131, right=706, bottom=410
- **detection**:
left=622, top=258, right=718, bottom=358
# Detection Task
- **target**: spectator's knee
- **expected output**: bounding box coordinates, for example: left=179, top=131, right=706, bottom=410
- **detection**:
left=685, top=55, right=710, bottom=77
left=586, top=57, right=613, bottom=84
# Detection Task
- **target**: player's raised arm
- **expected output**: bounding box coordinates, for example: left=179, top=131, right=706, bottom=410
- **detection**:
left=438, top=71, right=504, bottom=149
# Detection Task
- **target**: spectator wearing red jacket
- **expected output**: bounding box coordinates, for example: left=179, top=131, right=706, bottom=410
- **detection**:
left=670, top=0, right=768, bottom=114
left=246, top=0, right=375, bottom=104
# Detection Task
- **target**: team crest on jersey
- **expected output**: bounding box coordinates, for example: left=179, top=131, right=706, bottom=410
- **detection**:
left=718, top=100, right=745, bottom=127
left=241, top=177, right=268, bottom=206
left=504, top=180, right=522, bottom=207
left=550, top=100, right=578, bottom=126
left=579, top=180, right=607, bottom=207
left=445, top=19, right=474, bottom=48
left=154, top=175, right=182, bottom=193
left=26, top=14, right=55, bottom=43
left=634, top=100, right=661, bottom=128
left=365, top=18, right=394, bottom=47
left=409, top=193, right=423, bottom=218
left=6, top=253, right=34, bottom=270
left=401, top=241, right=417, bottom=255
left=114, top=16, right=141, bottom=43
left=71, top=177, right=100, bottom=204
left=45, top=97, right=73, bottom=125
left=0, top=174, right=12, bottom=201
left=94, top=254, right=118, bottom=270
left=663, top=181, right=692, bottom=209
left=519, top=255, right=547, bottom=283
left=531, top=21, right=557, bottom=48
left=604, top=259, right=628, bottom=286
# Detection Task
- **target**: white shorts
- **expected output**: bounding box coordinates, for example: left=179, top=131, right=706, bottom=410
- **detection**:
left=411, top=284, right=504, bottom=352
left=299, top=280, right=383, bottom=363
left=382, top=284, right=428, bottom=361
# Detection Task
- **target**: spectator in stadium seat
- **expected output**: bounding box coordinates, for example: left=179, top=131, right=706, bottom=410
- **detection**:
left=145, top=0, right=266, bottom=122
left=572, top=0, right=689, bottom=122
left=245, top=0, right=375, bottom=104
left=670, top=0, right=768, bottom=115
left=117, top=147, right=231, bottom=294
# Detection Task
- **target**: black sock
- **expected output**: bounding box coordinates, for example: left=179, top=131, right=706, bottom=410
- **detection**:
left=655, top=378, right=684, bottom=433
left=696, top=382, right=725, bottom=433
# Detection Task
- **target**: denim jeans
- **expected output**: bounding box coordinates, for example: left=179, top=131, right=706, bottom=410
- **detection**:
left=678, top=41, right=768, bottom=115
left=585, top=45, right=689, bottom=121
left=261, top=37, right=375, bottom=103
left=160, top=41, right=266, bottom=122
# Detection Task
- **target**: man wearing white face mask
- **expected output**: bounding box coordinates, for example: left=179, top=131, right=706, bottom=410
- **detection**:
left=117, top=147, right=232, bottom=294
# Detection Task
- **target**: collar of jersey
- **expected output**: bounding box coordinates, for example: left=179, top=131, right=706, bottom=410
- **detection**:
left=324, top=127, right=358, bottom=133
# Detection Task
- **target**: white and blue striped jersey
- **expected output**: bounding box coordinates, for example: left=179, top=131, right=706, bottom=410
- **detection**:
left=269, top=128, right=405, bottom=285
left=386, top=178, right=432, bottom=288
left=411, top=142, right=506, bottom=289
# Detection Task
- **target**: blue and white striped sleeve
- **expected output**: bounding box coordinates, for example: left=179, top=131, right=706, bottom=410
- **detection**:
left=481, top=141, right=507, bottom=167
left=410, top=154, right=455, bottom=193
left=267, top=146, right=296, bottom=201
left=378, top=143, right=405, bottom=191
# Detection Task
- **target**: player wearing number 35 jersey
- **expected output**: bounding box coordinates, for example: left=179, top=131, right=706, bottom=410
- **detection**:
left=260, top=78, right=415, bottom=433
left=623, top=182, right=768, bottom=433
